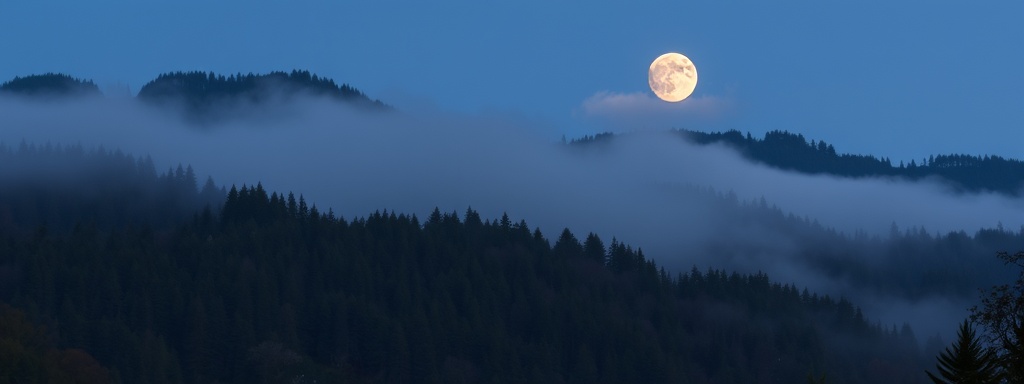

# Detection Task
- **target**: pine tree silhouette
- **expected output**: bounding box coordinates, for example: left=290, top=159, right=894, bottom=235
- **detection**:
left=925, top=319, right=1001, bottom=384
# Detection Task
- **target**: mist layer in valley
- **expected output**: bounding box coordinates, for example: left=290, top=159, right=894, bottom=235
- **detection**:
left=1, top=91, right=1021, bottom=341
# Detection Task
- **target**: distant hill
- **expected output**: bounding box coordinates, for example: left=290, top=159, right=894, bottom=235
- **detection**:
left=136, top=70, right=388, bottom=120
left=573, top=130, right=1024, bottom=196
left=0, top=73, right=101, bottom=98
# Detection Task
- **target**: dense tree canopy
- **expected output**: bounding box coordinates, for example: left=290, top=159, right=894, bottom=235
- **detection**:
left=0, top=142, right=223, bottom=234
left=0, top=302, right=111, bottom=384
left=677, top=129, right=1024, bottom=196
left=1, top=196, right=930, bottom=383
left=0, top=146, right=942, bottom=383
left=571, top=130, right=1024, bottom=196
left=0, top=73, right=101, bottom=98
left=136, top=70, right=387, bottom=121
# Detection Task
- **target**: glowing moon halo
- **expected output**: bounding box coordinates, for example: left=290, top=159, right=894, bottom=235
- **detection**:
left=649, top=52, right=698, bottom=102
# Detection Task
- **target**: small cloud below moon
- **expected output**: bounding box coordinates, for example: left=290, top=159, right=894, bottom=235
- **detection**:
left=575, top=91, right=733, bottom=133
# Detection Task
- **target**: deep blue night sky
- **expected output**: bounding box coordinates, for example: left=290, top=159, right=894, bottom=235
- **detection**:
left=1, top=1, right=1021, bottom=161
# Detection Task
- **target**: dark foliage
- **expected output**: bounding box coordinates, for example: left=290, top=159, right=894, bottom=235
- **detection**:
left=0, top=150, right=935, bottom=382
left=136, top=70, right=388, bottom=121
left=1, top=196, right=931, bottom=383
left=0, top=142, right=223, bottom=234
left=971, top=251, right=1024, bottom=381
left=4, top=141, right=1024, bottom=382
left=649, top=186, right=1023, bottom=304
left=925, top=319, right=1001, bottom=383
left=0, top=73, right=101, bottom=98
left=568, top=132, right=615, bottom=145
left=677, top=129, right=1024, bottom=196
left=0, top=301, right=111, bottom=384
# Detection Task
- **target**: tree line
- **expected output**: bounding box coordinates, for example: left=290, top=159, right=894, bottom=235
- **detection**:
left=572, top=130, right=1024, bottom=196
left=678, top=129, right=1024, bottom=196
left=0, top=147, right=934, bottom=383
left=0, top=73, right=100, bottom=98
left=0, top=70, right=386, bottom=112
left=136, top=70, right=389, bottom=119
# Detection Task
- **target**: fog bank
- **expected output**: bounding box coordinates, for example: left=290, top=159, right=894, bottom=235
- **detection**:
left=2, top=94, right=1020, bottom=339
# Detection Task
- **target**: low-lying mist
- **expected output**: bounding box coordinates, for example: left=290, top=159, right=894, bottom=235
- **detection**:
left=2, top=93, right=1021, bottom=340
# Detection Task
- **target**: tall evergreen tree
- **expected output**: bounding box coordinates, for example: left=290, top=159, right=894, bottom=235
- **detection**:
left=582, top=233, right=606, bottom=263
left=925, top=319, right=1001, bottom=384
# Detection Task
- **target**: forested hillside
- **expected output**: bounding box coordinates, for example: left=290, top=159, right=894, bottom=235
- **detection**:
left=0, top=146, right=934, bottom=383
left=0, top=302, right=111, bottom=383
left=680, top=129, right=1024, bottom=196
left=0, top=143, right=223, bottom=234
left=673, top=187, right=1021, bottom=302
left=571, top=130, right=1024, bottom=196
left=0, top=73, right=101, bottom=98
left=136, top=70, right=387, bottom=121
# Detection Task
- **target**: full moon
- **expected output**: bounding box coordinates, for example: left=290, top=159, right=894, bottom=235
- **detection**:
left=649, top=52, right=698, bottom=102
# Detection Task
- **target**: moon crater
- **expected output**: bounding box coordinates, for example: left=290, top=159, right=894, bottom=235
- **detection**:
left=649, top=52, right=697, bottom=102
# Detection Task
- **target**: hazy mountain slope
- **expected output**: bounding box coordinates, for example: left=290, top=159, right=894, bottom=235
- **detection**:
left=0, top=147, right=932, bottom=383
left=572, top=130, right=1024, bottom=196
left=0, top=143, right=223, bottom=234
left=0, top=73, right=101, bottom=98
left=679, top=129, right=1024, bottom=196
left=136, top=70, right=387, bottom=122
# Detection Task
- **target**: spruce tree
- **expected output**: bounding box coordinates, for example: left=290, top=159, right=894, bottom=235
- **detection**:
left=925, top=319, right=1001, bottom=384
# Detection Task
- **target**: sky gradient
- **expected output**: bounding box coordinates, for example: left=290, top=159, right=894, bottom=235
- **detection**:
left=1, top=0, right=1021, bottom=161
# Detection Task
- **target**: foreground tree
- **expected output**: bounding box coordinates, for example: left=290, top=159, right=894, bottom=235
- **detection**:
left=971, top=251, right=1024, bottom=381
left=925, top=319, right=1001, bottom=383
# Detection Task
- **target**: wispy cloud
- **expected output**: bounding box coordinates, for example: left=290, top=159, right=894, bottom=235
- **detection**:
left=576, top=91, right=733, bottom=132
left=1, top=94, right=1020, bottom=340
